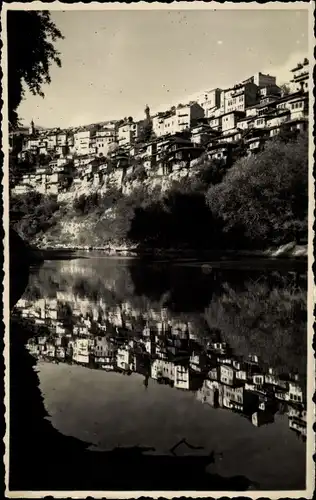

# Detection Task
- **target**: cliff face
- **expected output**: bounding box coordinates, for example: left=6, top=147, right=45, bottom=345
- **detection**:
left=32, top=163, right=195, bottom=250
left=58, top=163, right=194, bottom=201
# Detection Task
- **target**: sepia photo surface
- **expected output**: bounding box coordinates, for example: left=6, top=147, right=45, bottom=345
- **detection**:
left=3, top=2, right=315, bottom=498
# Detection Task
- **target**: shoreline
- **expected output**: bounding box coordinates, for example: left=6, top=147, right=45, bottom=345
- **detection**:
left=32, top=242, right=308, bottom=262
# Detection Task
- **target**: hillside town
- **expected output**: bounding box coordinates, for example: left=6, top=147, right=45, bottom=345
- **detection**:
left=10, top=58, right=309, bottom=199
left=13, top=287, right=306, bottom=442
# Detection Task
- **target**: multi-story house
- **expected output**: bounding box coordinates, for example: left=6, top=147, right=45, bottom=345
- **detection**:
left=221, top=110, right=246, bottom=134
left=94, top=129, right=117, bottom=157
left=163, top=113, right=177, bottom=135
left=152, top=112, right=167, bottom=138
left=259, top=85, right=281, bottom=101
left=287, top=93, right=309, bottom=121
left=191, top=123, right=219, bottom=146
left=153, top=102, right=204, bottom=138
left=25, top=136, right=40, bottom=152
left=267, top=110, right=291, bottom=137
left=221, top=81, right=259, bottom=114
left=175, top=102, right=204, bottom=133
left=56, top=132, right=68, bottom=147
left=46, top=132, right=58, bottom=151
left=290, top=58, right=309, bottom=93
left=197, top=88, right=222, bottom=118
left=208, top=115, right=222, bottom=132
left=118, top=119, right=141, bottom=147
left=67, top=134, right=75, bottom=154
left=74, top=127, right=98, bottom=156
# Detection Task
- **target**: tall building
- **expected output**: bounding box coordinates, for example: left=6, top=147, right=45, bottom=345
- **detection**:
left=29, top=119, right=36, bottom=136
left=144, top=104, right=151, bottom=122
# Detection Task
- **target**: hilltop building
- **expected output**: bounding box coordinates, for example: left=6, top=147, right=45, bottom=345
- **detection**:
left=10, top=60, right=309, bottom=199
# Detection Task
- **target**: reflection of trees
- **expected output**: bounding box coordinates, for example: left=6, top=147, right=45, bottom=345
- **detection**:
left=22, top=258, right=307, bottom=382
left=204, top=280, right=307, bottom=378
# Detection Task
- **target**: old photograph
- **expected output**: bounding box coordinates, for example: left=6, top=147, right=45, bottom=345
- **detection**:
left=3, top=2, right=314, bottom=497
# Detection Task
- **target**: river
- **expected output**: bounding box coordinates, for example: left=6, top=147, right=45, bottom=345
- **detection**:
left=12, top=256, right=308, bottom=491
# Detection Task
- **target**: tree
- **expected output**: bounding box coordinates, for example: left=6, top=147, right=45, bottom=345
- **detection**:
left=136, top=122, right=153, bottom=143
left=7, top=10, right=64, bottom=128
left=279, top=83, right=291, bottom=97
left=206, top=132, right=308, bottom=248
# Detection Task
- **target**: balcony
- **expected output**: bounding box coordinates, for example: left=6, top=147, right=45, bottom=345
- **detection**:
left=293, top=71, right=309, bottom=81
left=231, top=89, right=244, bottom=98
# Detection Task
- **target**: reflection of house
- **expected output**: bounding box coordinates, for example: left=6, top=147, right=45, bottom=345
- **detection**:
left=117, top=346, right=133, bottom=371
left=73, top=338, right=90, bottom=364
left=288, top=406, right=307, bottom=439
left=94, top=336, right=117, bottom=369
left=208, top=367, right=219, bottom=381
left=289, top=414, right=307, bottom=439
left=151, top=359, right=174, bottom=383
left=219, top=365, right=236, bottom=386
left=287, top=382, right=303, bottom=404
left=174, top=364, right=190, bottom=390
left=44, top=343, right=56, bottom=358
left=17, top=277, right=307, bottom=433
left=222, top=385, right=245, bottom=411
left=190, top=353, right=206, bottom=373
left=196, top=380, right=220, bottom=408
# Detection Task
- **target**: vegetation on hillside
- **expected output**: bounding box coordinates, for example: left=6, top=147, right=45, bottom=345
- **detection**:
left=10, top=191, right=61, bottom=240
left=12, top=132, right=308, bottom=251
left=207, top=132, right=308, bottom=248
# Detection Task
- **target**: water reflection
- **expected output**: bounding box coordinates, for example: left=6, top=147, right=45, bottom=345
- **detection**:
left=13, top=258, right=307, bottom=445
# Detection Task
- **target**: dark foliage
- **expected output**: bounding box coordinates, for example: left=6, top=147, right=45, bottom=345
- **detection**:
left=7, top=10, right=64, bottom=127
left=207, top=133, right=308, bottom=248
left=73, top=188, right=123, bottom=215
left=10, top=191, right=60, bottom=239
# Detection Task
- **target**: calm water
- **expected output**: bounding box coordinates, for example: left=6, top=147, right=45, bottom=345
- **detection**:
left=13, top=257, right=307, bottom=490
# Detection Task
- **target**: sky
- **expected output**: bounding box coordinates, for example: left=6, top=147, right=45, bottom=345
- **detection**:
left=17, top=8, right=309, bottom=129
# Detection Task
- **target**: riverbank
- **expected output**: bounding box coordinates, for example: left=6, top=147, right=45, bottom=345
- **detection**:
left=34, top=241, right=308, bottom=261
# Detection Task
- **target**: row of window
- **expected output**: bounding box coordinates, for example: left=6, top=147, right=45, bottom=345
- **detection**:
left=289, top=393, right=302, bottom=402
left=291, top=101, right=304, bottom=109
left=226, top=95, right=244, bottom=107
